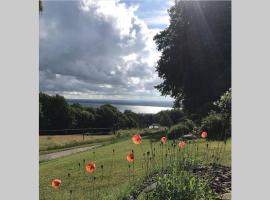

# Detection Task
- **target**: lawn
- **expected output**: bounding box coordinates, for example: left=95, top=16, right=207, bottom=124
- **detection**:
left=40, top=133, right=231, bottom=200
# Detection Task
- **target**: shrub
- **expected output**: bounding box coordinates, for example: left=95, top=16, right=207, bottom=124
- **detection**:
left=148, top=171, right=218, bottom=200
left=169, top=119, right=195, bottom=139
left=200, top=112, right=226, bottom=140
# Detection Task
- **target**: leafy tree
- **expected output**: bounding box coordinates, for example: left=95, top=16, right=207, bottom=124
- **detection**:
left=39, top=93, right=72, bottom=129
left=95, top=104, right=120, bottom=128
left=124, top=110, right=139, bottom=128
left=154, top=1, right=231, bottom=117
left=157, top=111, right=173, bottom=127
left=168, top=109, right=185, bottom=124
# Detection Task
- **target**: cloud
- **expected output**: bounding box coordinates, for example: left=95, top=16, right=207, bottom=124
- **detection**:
left=39, top=0, right=172, bottom=100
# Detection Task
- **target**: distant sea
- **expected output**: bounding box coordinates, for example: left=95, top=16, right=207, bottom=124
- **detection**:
left=67, top=99, right=174, bottom=114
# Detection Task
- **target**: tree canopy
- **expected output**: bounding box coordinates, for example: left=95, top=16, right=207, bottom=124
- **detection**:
left=39, top=93, right=185, bottom=131
left=154, top=1, right=231, bottom=117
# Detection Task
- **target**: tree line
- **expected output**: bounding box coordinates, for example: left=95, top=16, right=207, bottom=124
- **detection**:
left=39, top=92, right=185, bottom=131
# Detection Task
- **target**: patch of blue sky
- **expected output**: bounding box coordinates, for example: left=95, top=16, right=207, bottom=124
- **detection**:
left=119, top=0, right=172, bottom=29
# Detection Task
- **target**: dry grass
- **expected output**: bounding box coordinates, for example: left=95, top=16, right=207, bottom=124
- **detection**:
left=39, top=134, right=115, bottom=152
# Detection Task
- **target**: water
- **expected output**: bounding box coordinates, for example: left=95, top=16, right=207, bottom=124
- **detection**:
left=67, top=99, right=173, bottom=114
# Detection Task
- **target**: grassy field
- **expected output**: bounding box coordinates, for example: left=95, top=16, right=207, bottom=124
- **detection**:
left=39, top=128, right=165, bottom=154
left=39, top=134, right=115, bottom=153
left=40, top=133, right=231, bottom=200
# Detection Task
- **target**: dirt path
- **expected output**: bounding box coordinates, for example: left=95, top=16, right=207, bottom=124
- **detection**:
left=39, top=145, right=102, bottom=162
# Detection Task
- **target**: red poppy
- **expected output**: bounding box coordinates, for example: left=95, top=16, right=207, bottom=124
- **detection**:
left=179, top=141, right=186, bottom=149
left=86, top=161, right=96, bottom=173
left=51, top=179, right=61, bottom=189
left=161, top=136, right=167, bottom=144
left=132, top=134, right=142, bottom=144
left=127, top=152, right=135, bottom=162
left=201, top=131, right=208, bottom=139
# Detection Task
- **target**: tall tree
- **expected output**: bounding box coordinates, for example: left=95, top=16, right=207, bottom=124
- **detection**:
left=154, top=1, right=231, bottom=117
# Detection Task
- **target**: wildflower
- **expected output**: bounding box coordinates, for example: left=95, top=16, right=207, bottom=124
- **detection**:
left=132, top=134, right=142, bottom=144
left=161, top=136, right=167, bottom=144
left=51, top=179, right=61, bottom=189
left=179, top=141, right=186, bottom=149
left=127, top=152, right=135, bottom=162
left=86, top=161, right=96, bottom=173
left=201, top=131, right=208, bottom=139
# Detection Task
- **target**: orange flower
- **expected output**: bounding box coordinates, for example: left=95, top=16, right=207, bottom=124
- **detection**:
left=127, top=152, right=135, bottom=162
left=179, top=141, right=186, bottom=149
left=161, top=136, right=167, bottom=144
left=201, top=131, right=208, bottom=139
left=51, top=179, right=61, bottom=189
left=132, top=134, right=142, bottom=144
left=86, top=161, right=96, bottom=173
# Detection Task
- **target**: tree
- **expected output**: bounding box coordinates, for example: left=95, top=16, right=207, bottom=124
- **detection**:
left=95, top=104, right=120, bottom=128
left=39, top=93, right=72, bottom=129
left=124, top=110, right=139, bottom=128
left=154, top=1, right=231, bottom=117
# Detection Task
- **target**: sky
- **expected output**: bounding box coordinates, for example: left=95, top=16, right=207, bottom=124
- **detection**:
left=39, top=0, right=174, bottom=101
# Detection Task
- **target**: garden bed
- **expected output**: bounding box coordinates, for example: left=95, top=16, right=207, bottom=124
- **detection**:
left=127, top=165, right=231, bottom=200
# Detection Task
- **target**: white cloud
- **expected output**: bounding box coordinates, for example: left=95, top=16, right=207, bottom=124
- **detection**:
left=39, top=0, right=172, bottom=101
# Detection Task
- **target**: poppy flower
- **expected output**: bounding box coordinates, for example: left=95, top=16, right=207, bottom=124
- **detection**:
left=86, top=161, right=96, bottom=173
left=127, top=152, right=135, bottom=162
left=51, top=179, right=61, bottom=189
left=161, top=136, right=167, bottom=144
left=179, top=141, right=186, bottom=149
left=201, top=131, right=208, bottom=139
left=132, top=134, right=142, bottom=144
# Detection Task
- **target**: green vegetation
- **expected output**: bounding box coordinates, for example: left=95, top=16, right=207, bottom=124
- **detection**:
left=147, top=171, right=218, bottom=200
left=39, top=92, right=185, bottom=131
left=40, top=133, right=231, bottom=199
left=154, top=1, right=231, bottom=117
left=39, top=128, right=165, bottom=154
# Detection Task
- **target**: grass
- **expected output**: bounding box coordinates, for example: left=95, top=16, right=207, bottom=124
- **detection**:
left=39, top=128, right=165, bottom=154
left=39, top=133, right=231, bottom=200
left=39, top=134, right=116, bottom=154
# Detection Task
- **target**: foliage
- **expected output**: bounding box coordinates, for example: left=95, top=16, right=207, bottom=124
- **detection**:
left=154, top=1, right=231, bottom=116
left=39, top=93, right=72, bottom=129
left=169, top=119, right=195, bottom=139
left=213, top=88, right=231, bottom=116
left=200, top=89, right=231, bottom=140
left=213, top=88, right=231, bottom=134
left=156, top=111, right=173, bottom=127
left=148, top=171, right=218, bottom=200
left=200, top=111, right=225, bottom=140
left=39, top=93, right=185, bottom=131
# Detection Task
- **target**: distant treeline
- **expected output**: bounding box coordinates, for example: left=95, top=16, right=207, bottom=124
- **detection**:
left=39, top=93, right=185, bottom=131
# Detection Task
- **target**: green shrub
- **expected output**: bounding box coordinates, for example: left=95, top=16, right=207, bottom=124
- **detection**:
left=148, top=171, right=218, bottom=200
left=169, top=119, right=195, bottom=139
left=200, top=112, right=226, bottom=140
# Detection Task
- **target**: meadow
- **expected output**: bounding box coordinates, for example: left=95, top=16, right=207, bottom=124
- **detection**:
left=40, top=130, right=231, bottom=200
left=39, top=134, right=115, bottom=154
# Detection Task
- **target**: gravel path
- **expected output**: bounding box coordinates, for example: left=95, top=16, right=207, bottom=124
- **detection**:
left=39, top=145, right=101, bottom=162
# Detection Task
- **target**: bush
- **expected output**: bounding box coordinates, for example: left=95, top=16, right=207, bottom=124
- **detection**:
left=169, top=119, right=195, bottom=139
left=148, top=171, right=218, bottom=200
left=200, top=112, right=227, bottom=140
